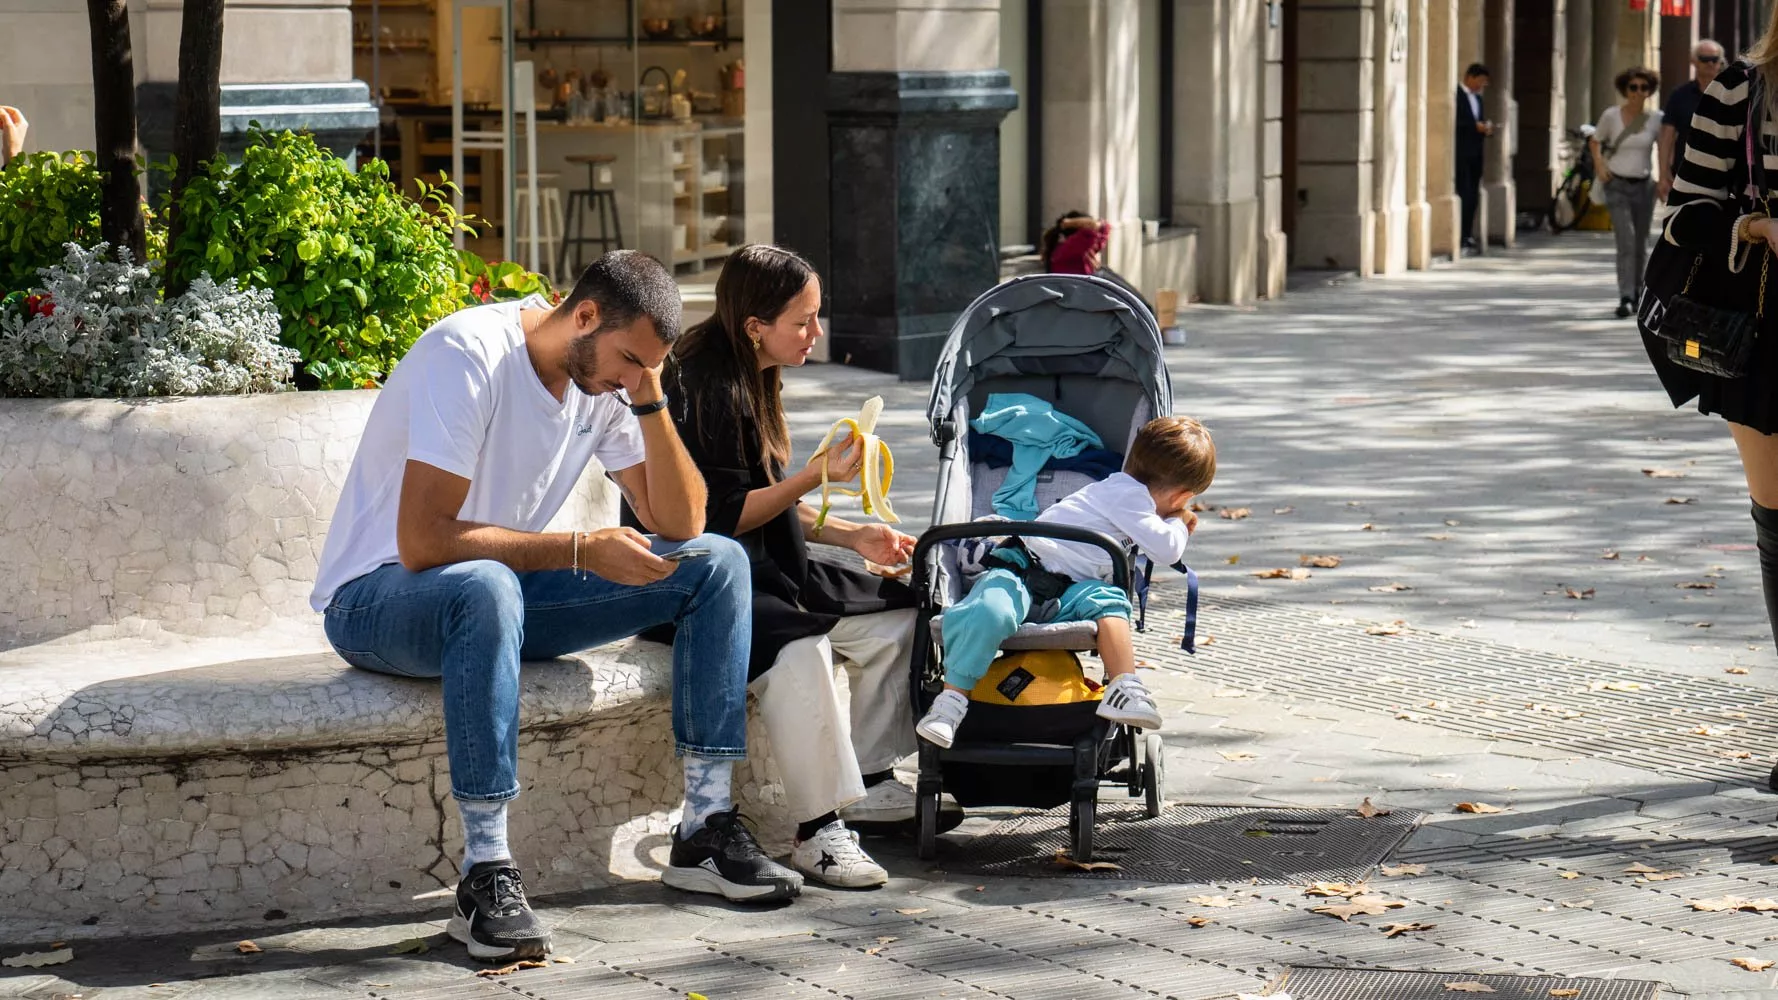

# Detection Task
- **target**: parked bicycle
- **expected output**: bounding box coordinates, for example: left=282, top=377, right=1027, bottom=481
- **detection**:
left=1549, top=123, right=1600, bottom=232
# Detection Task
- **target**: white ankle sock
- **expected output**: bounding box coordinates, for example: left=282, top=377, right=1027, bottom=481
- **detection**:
left=681, top=756, right=734, bottom=837
left=458, top=798, right=511, bottom=873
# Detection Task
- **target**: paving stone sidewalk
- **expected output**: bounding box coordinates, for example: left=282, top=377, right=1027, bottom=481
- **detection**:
left=8, top=233, right=1778, bottom=1000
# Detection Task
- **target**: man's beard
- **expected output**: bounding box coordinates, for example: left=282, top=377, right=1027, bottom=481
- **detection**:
left=564, top=331, right=610, bottom=395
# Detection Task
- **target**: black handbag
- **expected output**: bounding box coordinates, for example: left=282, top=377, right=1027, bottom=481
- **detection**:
left=1640, top=71, right=1766, bottom=379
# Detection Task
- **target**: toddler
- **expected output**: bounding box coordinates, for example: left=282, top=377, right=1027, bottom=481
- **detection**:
left=916, top=415, right=1215, bottom=748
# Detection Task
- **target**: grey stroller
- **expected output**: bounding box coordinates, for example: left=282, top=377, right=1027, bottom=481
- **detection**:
left=908, top=272, right=1197, bottom=861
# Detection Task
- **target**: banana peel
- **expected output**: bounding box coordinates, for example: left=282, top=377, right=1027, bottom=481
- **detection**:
left=812, top=395, right=899, bottom=533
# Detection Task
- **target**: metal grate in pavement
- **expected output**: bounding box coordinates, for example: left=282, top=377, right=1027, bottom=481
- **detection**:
left=1273, top=967, right=1662, bottom=999
left=500, top=961, right=682, bottom=999
left=947, top=803, right=1423, bottom=884
left=1136, top=594, right=1778, bottom=784
left=366, top=983, right=525, bottom=1000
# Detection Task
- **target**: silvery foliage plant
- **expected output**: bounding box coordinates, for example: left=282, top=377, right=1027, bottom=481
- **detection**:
left=0, top=243, right=299, bottom=398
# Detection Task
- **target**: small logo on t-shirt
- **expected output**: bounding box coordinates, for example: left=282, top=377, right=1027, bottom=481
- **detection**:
left=577, top=422, right=594, bottom=436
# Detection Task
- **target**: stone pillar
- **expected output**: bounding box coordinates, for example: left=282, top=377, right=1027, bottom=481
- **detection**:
left=136, top=0, right=376, bottom=167
left=1258, top=0, right=1289, bottom=296
left=1174, top=0, right=1265, bottom=302
left=1426, top=0, right=1462, bottom=258
left=1512, top=0, right=1565, bottom=220
left=1660, top=14, right=1697, bottom=106
left=1404, top=0, right=1432, bottom=269
left=1457, top=0, right=1488, bottom=247
left=1565, top=0, right=1593, bottom=131
left=1042, top=0, right=1142, bottom=278
left=1372, top=0, right=1410, bottom=274
left=826, top=0, right=1017, bottom=378
left=1482, top=0, right=1514, bottom=247
left=1295, top=0, right=1376, bottom=274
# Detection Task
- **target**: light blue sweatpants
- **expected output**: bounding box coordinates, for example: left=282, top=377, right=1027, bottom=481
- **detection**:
left=941, top=565, right=1132, bottom=691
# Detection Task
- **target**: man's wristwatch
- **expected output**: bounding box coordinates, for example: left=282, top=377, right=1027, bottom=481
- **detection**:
left=628, top=395, right=668, bottom=417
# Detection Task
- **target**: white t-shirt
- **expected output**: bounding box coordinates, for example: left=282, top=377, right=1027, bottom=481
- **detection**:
left=310, top=296, right=647, bottom=610
left=1022, top=472, right=1193, bottom=583
left=1596, top=105, right=1664, bottom=179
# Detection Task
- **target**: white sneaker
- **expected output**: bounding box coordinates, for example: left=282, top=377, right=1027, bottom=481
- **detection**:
left=915, top=690, right=970, bottom=749
left=792, top=821, right=888, bottom=888
left=839, top=779, right=917, bottom=825
left=1097, top=673, right=1163, bottom=730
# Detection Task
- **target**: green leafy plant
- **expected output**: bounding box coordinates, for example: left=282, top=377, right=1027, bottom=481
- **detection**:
left=0, top=153, right=116, bottom=296
left=164, top=129, right=474, bottom=389
left=460, top=252, right=560, bottom=305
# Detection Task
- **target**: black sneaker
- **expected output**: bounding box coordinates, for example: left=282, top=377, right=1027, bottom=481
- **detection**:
left=662, top=808, right=804, bottom=902
left=1616, top=298, right=1634, bottom=318
left=446, top=859, right=551, bottom=962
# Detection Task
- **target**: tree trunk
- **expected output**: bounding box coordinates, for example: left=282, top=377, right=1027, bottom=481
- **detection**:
left=164, top=0, right=225, bottom=296
left=85, top=0, right=145, bottom=263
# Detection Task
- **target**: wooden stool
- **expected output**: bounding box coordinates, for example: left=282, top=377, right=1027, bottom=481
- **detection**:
left=513, top=172, right=565, bottom=284
left=559, top=154, right=624, bottom=279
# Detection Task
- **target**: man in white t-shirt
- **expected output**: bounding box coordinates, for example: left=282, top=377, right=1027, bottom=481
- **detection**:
left=310, top=251, right=801, bottom=965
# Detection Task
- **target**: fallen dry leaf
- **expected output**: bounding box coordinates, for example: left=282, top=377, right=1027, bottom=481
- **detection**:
left=1550, top=991, right=1581, bottom=998
left=388, top=938, right=429, bottom=956
left=1220, top=507, right=1252, bottom=520
left=1718, top=750, right=1755, bottom=760
left=476, top=960, right=548, bottom=977
left=1426, top=534, right=1451, bottom=541
left=1366, top=621, right=1408, bottom=636
left=1732, top=957, right=1776, bottom=971
left=876, top=936, right=898, bottom=945
left=235, top=941, right=262, bottom=955
left=1274, top=506, right=1295, bottom=515
left=1189, top=895, right=1238, bottom=908
left=1, top=948, right=73, bottom=969
left=1396, top=711, right=1426, bottom=721
left=1185, top=915, right=1212, bottom=927
left=1588, top=681, right=1647, bottom=692
left=1190, top=502, right=1208, bottom=512
left=1226, top=555, right=1241, bottom=565
left=1564, top=588, right=1596, bottom=600
left=1312, top=895, right=1407, bottom=921
left=1559, top=872, right=1582, bottom=879
left=1692, top=896, right=1778, bottom=912
left=553, top=956, right=576, bottom=964
left=1693, top=725, right=1735, bottom=736
left=1382, top=921, right=1436, bottom=938
left=895, top=908, right=929, bottom=915
left=1665, top=497, right=1697, bottom=505
left=1254, top=567, right=1312, bottom=580
left=1455, top=802, right=1505, bottom=814
left=1218, top=750, right=1259, bottom=761
left=1727, top=666, right=1751, bottom=675
left=1302, top=881, right=1370, bottom=897
left=1362, top=523, right=1376, bottom=531
left=1357, top=797, right=1391, bottom=819
left=1678, top=581, right=1718, bottom=590
left=1053, top=850, right=1121, bottom=873
left=1300, top=554, right=1343, bottom=568
left=1380, top=864, right=1427, bottom=877
left=1444, top=519, right=1461, bottom=526
left=1369, top=582, right=1413, bottom=592
left=1559, top=900, right=1594, bottom=909
left=1601, top=550, right=1621, bottom=560
left=865, top=946, right=886, bottom=956
left=1643, top=468, right=1688, bottom=478
left=1444, top=984, right=1497, bottom=993
left=1622, top=863, right=1661, bottom=873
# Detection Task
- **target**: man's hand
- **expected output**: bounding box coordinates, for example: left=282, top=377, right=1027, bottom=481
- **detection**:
left=1476, top=120, right=1495, bottom=136
left=1658, top=177, right=1674, bottom=201
left=631, top=364, right=665, bottom=406
left=0, top=107, right=27, bottom=164
left=580, top=526, right=676, bottom=585
left=852, top=523, right=915, bottom=566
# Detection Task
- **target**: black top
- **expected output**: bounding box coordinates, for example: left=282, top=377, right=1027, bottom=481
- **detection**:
left=620, top=349, right=915, bottom=679
left=1455, top=86, right=1487, bottom=160
left=1665, top=80, right=1705, bottom=176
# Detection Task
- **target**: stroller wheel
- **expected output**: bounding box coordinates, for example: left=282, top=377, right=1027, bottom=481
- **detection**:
left=916, top=789, right=940, bottom=860
left=1143, top=732, right=1166, bottom=819
left=1070, top=795, right=1096, bottom=862
left=1126, top=727, right=1145, bottom=798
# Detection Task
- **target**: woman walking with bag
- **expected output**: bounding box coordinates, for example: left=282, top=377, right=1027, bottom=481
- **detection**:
left=1591, top=67, right=1664, bottom=317
left=1656, top=24, right=1778, bottom=657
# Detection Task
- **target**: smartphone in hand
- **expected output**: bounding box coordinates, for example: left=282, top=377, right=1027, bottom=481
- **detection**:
left=660, top=548, right=710, bottom=562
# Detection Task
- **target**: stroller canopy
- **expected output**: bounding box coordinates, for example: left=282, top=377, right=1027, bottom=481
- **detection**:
left=926, top=274, right=1173, bottom=447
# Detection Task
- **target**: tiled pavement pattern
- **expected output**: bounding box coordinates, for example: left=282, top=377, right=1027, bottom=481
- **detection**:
left=10, top=234, right=1778, bottom=998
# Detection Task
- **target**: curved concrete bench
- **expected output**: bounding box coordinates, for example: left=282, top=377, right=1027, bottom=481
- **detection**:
left=0, top=396, right=794, bottom=938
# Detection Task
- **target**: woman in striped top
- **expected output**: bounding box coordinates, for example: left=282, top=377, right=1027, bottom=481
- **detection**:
left=1661, top=25, right=1778, bottom=655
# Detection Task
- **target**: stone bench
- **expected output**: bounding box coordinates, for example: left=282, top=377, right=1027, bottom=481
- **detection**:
left=0, top=395, right=794, bottom=939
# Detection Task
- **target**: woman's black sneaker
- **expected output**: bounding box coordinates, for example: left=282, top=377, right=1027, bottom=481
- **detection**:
left=1616, top=297, right=1634, bottom=318
left=447, top=859, right=552, bottom=961
left=663, top=807, right=804, bottom=902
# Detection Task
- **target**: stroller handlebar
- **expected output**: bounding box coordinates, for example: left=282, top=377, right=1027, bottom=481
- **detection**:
left=910, top=522, right=1135, bottom=602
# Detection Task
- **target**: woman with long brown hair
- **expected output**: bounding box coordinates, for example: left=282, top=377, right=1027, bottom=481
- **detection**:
left=1658, top=16, right=1778, bottom=655
left=626, top=244, right=953, bottom=888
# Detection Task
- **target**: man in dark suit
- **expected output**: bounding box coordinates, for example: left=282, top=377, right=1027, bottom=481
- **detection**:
left=1455, top=63, right=1496, bottom=253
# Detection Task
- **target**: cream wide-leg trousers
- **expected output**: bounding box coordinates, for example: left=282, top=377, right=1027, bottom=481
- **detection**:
left=747, top=608, right=919, bottom=822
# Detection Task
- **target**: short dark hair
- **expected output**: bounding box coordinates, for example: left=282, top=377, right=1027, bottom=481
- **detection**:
left=560, top=250, right=683, bottom=344
left=1464, top=63, right=1491, bottom=79
left=1124, top=416, right=1216, bottom=495
left=1615, top=66, right=1660, bottom=95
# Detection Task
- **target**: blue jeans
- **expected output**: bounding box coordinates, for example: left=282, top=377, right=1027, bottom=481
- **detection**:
left=323, top=535, right=751, bottom=802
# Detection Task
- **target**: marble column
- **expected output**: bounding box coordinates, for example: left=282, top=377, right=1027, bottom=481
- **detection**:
left=1404, top=0, right=1432, bottom=269
left=1565, top=0, right=1593, bottom=131
left=1174, top=0, right=1265, bottom=302
left=1482, top=0, right=1514, bottom=247
left=1040, top=0, right=1141, bottom=279
left=136, top=0, right=376, bottom=167
left=1512, top=0, right=1565, bottom=219
left=1258, top=0, right=1289, bottom=297
left=826, top=0, right=1017, bottom=378
left=1294, top=0, right=1376, bottom=274
left=1456, top=0, right=1489, bottom=248
left=1660, top=14, right=1697, bottom=106
left=1372, top=0, right=1409, bottom=274
left=1426, top=0, right=1462, bottom=259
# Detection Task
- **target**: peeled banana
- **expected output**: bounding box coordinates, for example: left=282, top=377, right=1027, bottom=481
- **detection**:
left=812, top=395, right=900, bottom=533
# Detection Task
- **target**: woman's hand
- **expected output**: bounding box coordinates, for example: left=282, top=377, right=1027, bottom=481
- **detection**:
left=807, top=430, right=865, bottom=486
left=851, top=523, right=915, bottom=566
left=1749, top=217, right=1778, bottom=245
